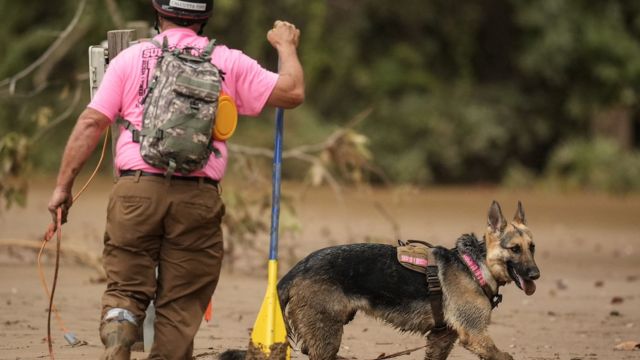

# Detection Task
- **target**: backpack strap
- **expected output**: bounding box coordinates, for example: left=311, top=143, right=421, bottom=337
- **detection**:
left=201, top=39, right=217, bottom=59
left=116, top=118, right=141, bottom=143
left=207, top=141, right=222, bottom=158
left=149, top=36, right=169, bottom=51
left=149, top=39, right=162, bottom=49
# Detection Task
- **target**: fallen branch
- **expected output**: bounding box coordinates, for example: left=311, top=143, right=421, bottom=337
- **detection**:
left=372, top=345, right=427, bottom=360
left=0, top=239, right=105, bottom=278
left=193, top=350, right=217, bottom=358
left=228, top=107, right=375, bottom=199
left=228, top=107, right=372, bottom=160
left=229, top=143, right=344, bottom=201
left=288, top=107, right=373, bottom=155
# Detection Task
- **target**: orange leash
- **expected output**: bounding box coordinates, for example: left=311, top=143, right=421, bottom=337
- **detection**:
left=40, top=209, right=63, bottom=359
left=38, top=128, right=110, bottom=358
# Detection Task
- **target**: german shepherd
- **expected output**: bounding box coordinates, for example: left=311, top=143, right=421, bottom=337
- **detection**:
left=275, top=201, right=539, bottom=360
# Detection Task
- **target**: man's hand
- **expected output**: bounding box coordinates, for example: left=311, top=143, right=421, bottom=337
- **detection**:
left=48, top=186, right=73, bottom=227
left=266, top=20, right=305, bottom=109
left=267, top=20, right=300, bottom=50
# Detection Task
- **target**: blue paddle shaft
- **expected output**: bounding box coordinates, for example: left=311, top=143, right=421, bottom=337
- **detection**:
left=269, top=107, right=284, bottom=260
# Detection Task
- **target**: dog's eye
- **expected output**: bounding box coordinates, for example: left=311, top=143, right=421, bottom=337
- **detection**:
left=530, top=243, right=535, bottom=253
left=510, top=245, right=522, bottom=254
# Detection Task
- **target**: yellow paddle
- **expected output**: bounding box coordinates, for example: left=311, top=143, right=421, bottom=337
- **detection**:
left=247, top=107, right=289, bottom=360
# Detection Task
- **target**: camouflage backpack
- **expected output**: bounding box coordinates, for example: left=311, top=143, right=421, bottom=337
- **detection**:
left=118, top=36, right=223, bottom=175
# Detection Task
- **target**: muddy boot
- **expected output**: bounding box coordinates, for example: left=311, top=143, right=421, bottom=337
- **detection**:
left=99, top=309, right=139, bottom=360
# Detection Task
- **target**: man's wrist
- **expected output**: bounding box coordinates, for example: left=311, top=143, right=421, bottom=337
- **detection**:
left=54, top=180, right=73, bottom=193
left=276, top=44, right=298, bottom=56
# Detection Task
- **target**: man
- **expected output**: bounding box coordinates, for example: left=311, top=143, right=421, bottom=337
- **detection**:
left=46, top=0, right=304, bottom=358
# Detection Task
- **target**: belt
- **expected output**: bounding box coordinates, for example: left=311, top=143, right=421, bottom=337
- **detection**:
left=119, top=170, right=219, bottom=187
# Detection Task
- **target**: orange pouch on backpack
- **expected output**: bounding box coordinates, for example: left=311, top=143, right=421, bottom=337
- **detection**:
left=212, top=92, right=238, bottom=141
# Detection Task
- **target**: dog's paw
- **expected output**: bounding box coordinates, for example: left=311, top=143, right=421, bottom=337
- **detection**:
left=497, top=351, right=514, bottom=360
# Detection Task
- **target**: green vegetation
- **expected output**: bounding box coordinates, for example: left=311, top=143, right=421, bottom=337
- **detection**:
left=2, top=0, right=640, bottom=200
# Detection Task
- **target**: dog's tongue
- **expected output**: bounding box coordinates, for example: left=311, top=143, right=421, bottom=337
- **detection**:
left=519, top=277, right=536, bottom=295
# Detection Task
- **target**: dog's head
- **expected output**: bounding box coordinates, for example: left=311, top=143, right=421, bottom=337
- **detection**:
left=484, top=201, right=540, bottom=295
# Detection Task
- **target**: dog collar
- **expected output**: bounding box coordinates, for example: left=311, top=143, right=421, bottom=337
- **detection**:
left=460, top=253, right=503, bottom=309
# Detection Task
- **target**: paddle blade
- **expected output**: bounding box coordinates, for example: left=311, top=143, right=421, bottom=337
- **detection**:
left=248, top=260, right=289, bottom=360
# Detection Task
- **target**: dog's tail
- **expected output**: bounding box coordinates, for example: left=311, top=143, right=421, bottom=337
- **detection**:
left=277, top=272, right=293, bottom=311
left=219, top=349, right=246, bottom=360
left=277, top=271, right=296, bottom=342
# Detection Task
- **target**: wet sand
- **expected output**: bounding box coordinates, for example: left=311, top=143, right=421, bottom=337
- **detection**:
left=1, top=178, right=639, bottom=359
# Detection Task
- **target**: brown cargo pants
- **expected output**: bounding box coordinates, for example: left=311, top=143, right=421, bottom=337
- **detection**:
left=100, top=173, right=225, bottom=359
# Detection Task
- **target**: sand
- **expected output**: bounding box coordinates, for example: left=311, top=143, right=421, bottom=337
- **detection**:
left=1, top=178, right=639, bottom=359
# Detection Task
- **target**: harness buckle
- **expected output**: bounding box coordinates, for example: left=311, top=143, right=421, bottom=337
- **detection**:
left=492, top=294, right=503, bottom=308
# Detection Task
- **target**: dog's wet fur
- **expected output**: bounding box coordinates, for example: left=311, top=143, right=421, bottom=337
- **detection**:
left=274, top=201, right=539, bottom=360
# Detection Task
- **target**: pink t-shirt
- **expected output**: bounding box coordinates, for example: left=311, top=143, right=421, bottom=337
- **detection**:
left=89, top=27, right=279, bottom=180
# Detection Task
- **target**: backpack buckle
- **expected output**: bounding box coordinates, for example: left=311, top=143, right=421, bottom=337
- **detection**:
left=131, top=130, right=140, bottom=143
left=155, top=129, right=164, bottom=140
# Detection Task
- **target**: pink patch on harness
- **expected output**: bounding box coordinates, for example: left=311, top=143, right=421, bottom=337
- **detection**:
left=400, top=255, right=429, bottom=267
left=462, top=254, right=487, bottom=286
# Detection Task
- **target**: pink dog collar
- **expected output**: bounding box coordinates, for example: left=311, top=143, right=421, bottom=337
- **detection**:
left=462, top=253, right=487, bottom=286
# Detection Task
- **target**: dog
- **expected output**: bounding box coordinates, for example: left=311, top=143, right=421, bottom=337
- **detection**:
left=275, top=201, right=540, bottom=360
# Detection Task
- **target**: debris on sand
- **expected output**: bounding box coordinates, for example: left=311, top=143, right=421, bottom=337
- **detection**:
left=555, top=279, right=568, bottom=290
left=613, top=341, right=640, bottom=351
left=610, top=296, right=624, bottom=305
left=244, top=342, right=289, bottom=360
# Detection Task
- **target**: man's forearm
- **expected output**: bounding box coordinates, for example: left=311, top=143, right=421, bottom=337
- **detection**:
left=56, top=109, right=110, bottom=191
left=277, top=45, right=305, bottom=101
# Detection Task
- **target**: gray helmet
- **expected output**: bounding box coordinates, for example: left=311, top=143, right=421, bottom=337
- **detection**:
left=152, top=0, right=213, bottom=21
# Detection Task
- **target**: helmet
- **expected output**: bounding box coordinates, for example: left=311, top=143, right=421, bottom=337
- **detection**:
left=152, top=0, right=213, bottom=20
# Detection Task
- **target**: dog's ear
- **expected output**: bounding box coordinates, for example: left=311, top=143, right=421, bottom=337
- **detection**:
left=513, top=200, right=526, bottom=225
left=487, top=200, right=506, bottom=234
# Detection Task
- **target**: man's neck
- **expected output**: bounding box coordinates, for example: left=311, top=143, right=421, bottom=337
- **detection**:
left=160, top=23, right=201, bottom=33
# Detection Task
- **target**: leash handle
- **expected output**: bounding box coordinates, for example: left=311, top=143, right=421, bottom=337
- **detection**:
left=268, top=107, right=284, bottom=260
left=47, top=208, right=63, bottom=359
left=44, top=207, right=62, bottom=242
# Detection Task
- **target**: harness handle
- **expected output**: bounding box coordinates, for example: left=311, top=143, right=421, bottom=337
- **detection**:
left=405, top=239, right=436, bottom=248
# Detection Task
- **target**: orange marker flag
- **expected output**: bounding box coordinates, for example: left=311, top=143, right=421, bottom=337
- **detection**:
left=204, top=300, right=213, bottom=322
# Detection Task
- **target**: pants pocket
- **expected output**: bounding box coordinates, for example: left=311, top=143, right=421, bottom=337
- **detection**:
left=119, top=195, right=152, bottom=219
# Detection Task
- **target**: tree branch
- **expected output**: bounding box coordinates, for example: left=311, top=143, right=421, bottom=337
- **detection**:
left=0, top=239, right=105, bottom=278
left=227, top=108, right=376, bottom=200
left=287, top=107, right=373, bottom=155
left=0, top=0, right=87, bottom=95
left=228, top=107, right=373, bottom=159
left=31, top=81, right=84, bottom=143
left=105, top=0, right=126, bottom=28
